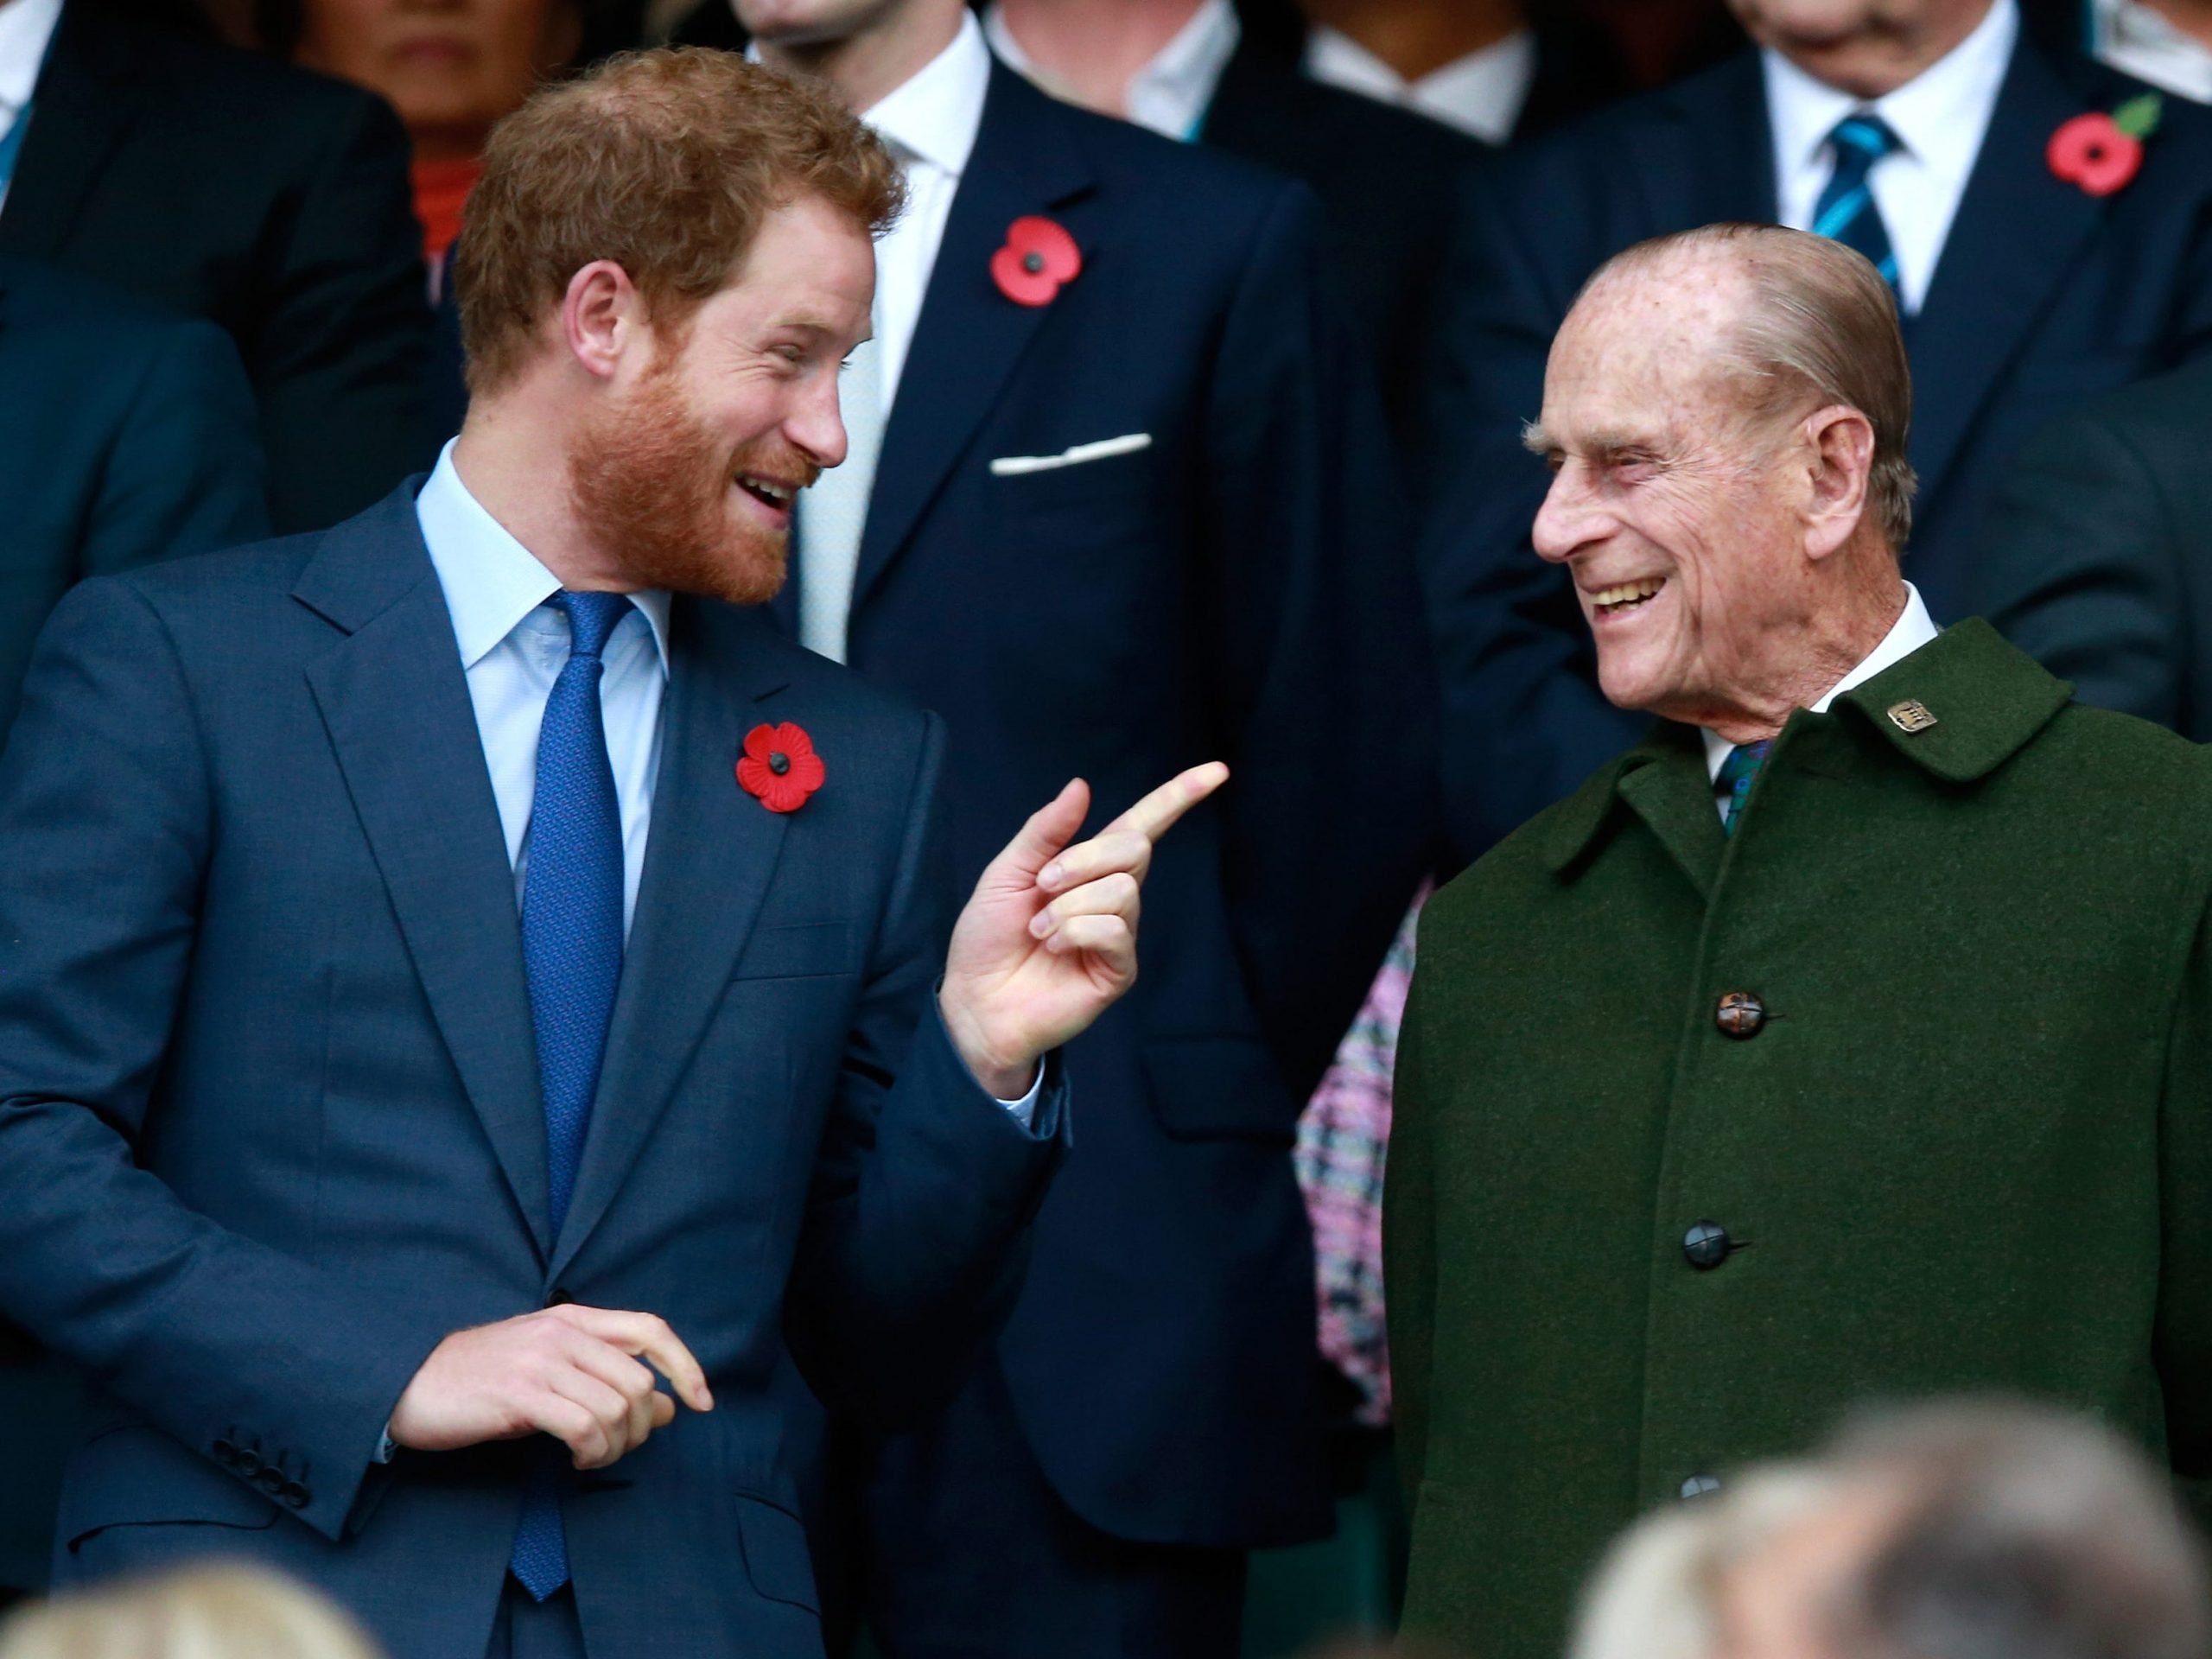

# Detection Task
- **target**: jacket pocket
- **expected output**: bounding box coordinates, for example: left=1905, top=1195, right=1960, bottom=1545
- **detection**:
left=734, top=1491, right=819, bottom=1614
left=57, top=1424, right=279, bottom=1553
left=733, top=921, right=857, bottom=982
left=1141, top=1035, right=1298, bottom=1145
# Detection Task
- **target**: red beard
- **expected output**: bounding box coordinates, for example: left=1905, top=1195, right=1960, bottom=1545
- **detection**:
left=566, top=368, right=819, bottom=608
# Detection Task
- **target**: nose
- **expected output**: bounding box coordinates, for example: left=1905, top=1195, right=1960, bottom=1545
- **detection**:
left=1531, top=461, right=1609, bottom=565
left=789, top=374, right=849, bottom=474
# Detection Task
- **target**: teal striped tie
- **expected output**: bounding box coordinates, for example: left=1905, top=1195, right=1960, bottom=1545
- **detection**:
left=1716, top=741, right=1771, bottom=836
left=1814, top=114, right=1902, bottom=299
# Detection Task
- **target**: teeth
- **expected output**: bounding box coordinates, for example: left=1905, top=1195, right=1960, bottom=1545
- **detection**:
left=741, top=476, right=791, bottom=503
left=1594, top=578, right=1664, bottom=608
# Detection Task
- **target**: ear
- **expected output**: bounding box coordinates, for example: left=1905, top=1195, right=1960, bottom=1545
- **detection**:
left=560, top=260, right=648, bottom=382
left=1801, top=404, right=1875, bottom=562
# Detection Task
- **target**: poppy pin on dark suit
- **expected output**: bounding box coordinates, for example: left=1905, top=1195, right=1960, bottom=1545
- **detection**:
left=2048, top=92, right=2164, bottom=198
left=737, top=721, right=824, bottom=813
left=992, top=216, right=1082, bottom=307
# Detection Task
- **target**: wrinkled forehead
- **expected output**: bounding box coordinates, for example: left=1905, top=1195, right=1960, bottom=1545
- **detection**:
left=1543, top=253, right=1757, bottom=436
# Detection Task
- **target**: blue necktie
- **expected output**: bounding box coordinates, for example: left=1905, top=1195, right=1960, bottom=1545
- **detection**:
left=509, top=589, right=630, bottom=1603
left=1716, top=741, right=1772, bottom=837
left=1813, top=113, right=1902, bottom=298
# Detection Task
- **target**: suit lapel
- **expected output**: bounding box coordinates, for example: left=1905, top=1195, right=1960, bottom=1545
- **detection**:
left=547, top=601, right=795, bottom=1281
left=1630, top=54, right=1776, bottom=230
left=1908, top=39, right=2101, bottom=515
left=1617, top=732, right=1724, bottom=901
left=0, top=3, right=135, bottom=261
left=297, top=491, right=556, bottom=1255
left=848, top=66, right=1096, bottom=619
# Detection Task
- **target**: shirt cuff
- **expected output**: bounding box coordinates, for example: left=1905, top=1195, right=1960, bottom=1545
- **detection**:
left=996, top=1066, right=1044, bottom=1130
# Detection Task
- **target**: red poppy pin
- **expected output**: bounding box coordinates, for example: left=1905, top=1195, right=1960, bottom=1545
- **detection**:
left=2048, top=92, right=2164, bottom=198
left=736, top=721, right=824, bottom=815
left=991, top=216, right=1082, bottom=308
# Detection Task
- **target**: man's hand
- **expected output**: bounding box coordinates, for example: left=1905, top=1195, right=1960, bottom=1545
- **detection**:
left=388, top=1305, right=715, bottom=1471
left=940, top=763, right=1230, bottom=1097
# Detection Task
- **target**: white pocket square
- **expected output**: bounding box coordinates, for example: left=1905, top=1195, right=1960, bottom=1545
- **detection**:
left=988, top=434, right=1153, bottom=476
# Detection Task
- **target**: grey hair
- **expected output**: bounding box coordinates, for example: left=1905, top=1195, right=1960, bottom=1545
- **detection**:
left=1584, top=222, right=1919, bottom=554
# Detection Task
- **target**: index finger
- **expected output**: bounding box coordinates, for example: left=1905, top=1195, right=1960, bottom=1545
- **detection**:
left=1102, top=762, right=1230, bottom=845
left=569, top=1307, right=715, bottom=1412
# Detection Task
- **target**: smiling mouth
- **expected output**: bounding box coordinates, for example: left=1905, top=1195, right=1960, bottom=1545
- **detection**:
left=736, top=474, right=798, bottom=512
left=1592, top=577, right=1666, bottom=616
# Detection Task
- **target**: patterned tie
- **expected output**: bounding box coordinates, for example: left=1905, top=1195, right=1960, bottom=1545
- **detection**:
left=1813, top=113, right=1903, bottom=298
left=1716, top=741, right=1772, bottom=837
left=509, top=589, right=630, bottom=1602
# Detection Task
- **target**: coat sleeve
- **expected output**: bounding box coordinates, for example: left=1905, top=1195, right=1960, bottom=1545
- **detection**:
left=1418, top=163, right=1643, bottom=859
left=251, top=88, right=437, bottom=534
left=80, top=319, right=271, bottom=577
left=2157, top=888, right=2212, bottom=1527
left=0, top=580, right=454, bottom=1545
left=1972, top=404, right=2188, bottom=731
left=784, top=711, right=1069, bottom=1429
left=1197, top=179, right=1440, bottom=1101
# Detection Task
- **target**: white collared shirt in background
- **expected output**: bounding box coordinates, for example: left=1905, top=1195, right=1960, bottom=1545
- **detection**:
left=1304, top=21, right=1537, bottom=144
left=1765, top=0, right=2018, bottom=315
left=984, top=0, right=1240, bottom=142
left=0, top=0, right=63, bottom=213
left=1700, top=582, right=1943, bottom=788
left=2094, top=0, right=2212, bottom=102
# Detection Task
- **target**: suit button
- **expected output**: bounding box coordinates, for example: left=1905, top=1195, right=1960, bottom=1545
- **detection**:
left=282, top=1482, right=310, bottom=1509
left=1714, top=991, right=1766, bottom=1039
left=234, top=1449, right=263, bottom=1478
left=1681, top=1473, right=1722, bottom=1502
left=1683, top=1221, right=1732, bottom=1270
left=213, top=1439, right=238, bottom=1466
left=254, top=1467, right=285, bottom=1496
left=546, top=1287, right=575, bottom=1308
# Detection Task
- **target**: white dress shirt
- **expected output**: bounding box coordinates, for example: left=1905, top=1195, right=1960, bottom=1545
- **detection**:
left=413, top=442, right=1042, bottom=1118
left=0, top=0, right=62, bottom=213
left=2093, top=0, right=2212, bottom=103
left=1701, top=581, right=1942, bottom=792
left=984, top=0, right=1242, bottom=143
left=1304, top=22, right=1538, bottom=144
left=1765, top=0, right=2018, bottom=315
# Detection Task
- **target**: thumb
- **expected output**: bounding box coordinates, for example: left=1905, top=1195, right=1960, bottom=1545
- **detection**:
left=985, top=778, right=1090, bottom=887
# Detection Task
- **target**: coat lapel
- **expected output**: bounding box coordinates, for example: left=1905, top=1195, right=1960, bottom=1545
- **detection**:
left=1630, top=54, right=1776, bottom=231
left=0, top=3, right=135, bottom=262
left=547, top=601, right=796, bottom=1281
left=847, top=65, right=1096, bottom=619
left=297, top=489, right=555, bottom=1255
left=1615, top=733, right=1725, bottom=901
left=1907, top=38, right=2102, bottom=513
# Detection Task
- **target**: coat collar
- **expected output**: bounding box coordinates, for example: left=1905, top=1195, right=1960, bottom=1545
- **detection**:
left=1540, top=619, right=2075, bottom=878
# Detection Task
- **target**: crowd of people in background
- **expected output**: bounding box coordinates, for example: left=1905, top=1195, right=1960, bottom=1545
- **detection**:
left=3, top=0, right=2212, bottom=1654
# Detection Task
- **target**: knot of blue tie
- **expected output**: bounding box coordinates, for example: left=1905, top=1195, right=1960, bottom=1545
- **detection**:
left=1815, top=113, right=1903, bottom=296
left=1716, top=740, right=1773, bottom=837
left=556, top=589, right=631, bottom=661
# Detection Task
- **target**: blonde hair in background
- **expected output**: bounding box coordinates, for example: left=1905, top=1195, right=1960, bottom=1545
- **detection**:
left=1584, top=223, right=1920, bottom=555
left=0, top=1565, right=384, bottom=1659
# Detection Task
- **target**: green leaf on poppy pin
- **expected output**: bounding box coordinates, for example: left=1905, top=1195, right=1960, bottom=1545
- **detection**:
left=2114, top=92, right=2164, bottom=141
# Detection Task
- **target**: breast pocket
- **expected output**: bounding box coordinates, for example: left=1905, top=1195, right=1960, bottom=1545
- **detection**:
left=989, top=444, right=1154, bottom=518
left=731, top=921, right=858, bottom=982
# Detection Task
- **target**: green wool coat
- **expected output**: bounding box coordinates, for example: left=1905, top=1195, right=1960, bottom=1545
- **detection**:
left=1389, top=620, right=2212, bottom=1659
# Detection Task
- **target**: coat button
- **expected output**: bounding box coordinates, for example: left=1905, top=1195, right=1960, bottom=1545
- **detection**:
left=282, top=1482, right=311, bottom=1509
left=1714, top=991, right=1765, bottom=1039
left=254, top=1467, right=286, bottom=1496
left=1682, top=1221, right=1732, bottom=1270
left=1680, top=1473, right=1722, bottom=1501
left=546, top=1287, right=575, bottom=1307
left=234, top=1448, right=263, bottom=1478
left=213, top=1438, right=238, bottom=1466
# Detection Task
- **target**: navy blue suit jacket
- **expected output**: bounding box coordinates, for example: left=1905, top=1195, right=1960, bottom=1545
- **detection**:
left=771, top=66, right=1434, bottom=1549
left=0, top=486, right=1069, bottom=1658
left=1421, top=40, right=2212, bottom=854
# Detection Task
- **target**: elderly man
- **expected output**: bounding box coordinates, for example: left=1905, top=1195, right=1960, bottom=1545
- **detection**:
left=1569, top=1401, right=2212, bottom=1659
left=1386, top=223, right=2212, bottom=1659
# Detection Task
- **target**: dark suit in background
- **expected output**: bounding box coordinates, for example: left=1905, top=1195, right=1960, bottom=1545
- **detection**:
left=1974, top=360, right=2212, bottom=735
left=0, top=2, right=435, bottom=533
left=779, top=66, right=1429, bottom=1656
left=0, top=254, right=268, bottom=1606
left=1418, top=36, right=2212, bottom=856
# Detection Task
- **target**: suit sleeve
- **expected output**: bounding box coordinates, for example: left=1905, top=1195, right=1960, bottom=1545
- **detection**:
left=251, top=89, right=436, bottom=534
left=1198, top=180, right=1440, bottom=1101
left=0, top=581, right=454, bottom=1543
left=2158, top=888, right=2212, bottom=1527
left=785, top=710, right=1069, bottom=1429
left=1972, top=406, right=2189, bottom=731
left=1419, top=163, right=1642, bottom=858
left=80, top=319, right=271, bottom=576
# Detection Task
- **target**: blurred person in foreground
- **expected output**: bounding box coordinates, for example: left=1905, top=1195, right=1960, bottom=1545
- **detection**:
left=1570, top=1401, right=2212, bottom=1659
left=0, top=1565, right=382, bottom=1659
left=1419, top=0, right=2212, bottom=856
left=1388, top=223, right=2212, bottom=1659
left=0, top=0, right=434, bottom=532
left=0, top=45, right=1232, bottom=1659
left=1972, top=359, right=2212, bottom=738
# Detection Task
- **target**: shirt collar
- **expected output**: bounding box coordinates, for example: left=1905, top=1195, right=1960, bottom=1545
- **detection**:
left=1764, top=0, right=2018, bottom=181
left=1701, top=582, right=1941, bottom=779
left=860, top=9, right=991, bottom=176
left=983, top=0, right=1240, bottom=143
left=0, top=0, right=64, bottom=114
left=1303, top=21, right=1538, bottom=143
left=416, top=440, right=671, bottom=673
